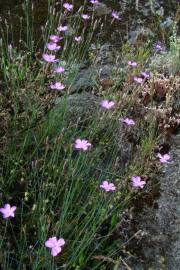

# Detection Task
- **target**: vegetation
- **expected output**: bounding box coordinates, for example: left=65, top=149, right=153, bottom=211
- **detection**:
left=0, top=0, right=179, bottom=269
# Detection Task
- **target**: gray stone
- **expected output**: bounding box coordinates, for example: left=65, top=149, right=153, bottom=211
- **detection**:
left=136, top=133, right=180, bottom=269
left=88, top=3, right=111, bottom=17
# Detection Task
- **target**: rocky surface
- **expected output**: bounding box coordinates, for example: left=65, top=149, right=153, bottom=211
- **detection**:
left=132, top=133, right=180, bottom=269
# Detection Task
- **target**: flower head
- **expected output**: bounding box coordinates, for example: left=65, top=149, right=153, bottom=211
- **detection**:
left=121, top=117, right=135, bottom=126
left=54, top=66, right=65, bottom=74
left=128, top=61, right=137, bottom=67
left=74, top=139, right=92, bottom=151
left=100, top=181, right=116, bottom=192
left=45, top=237, right=65, bottom=257
left=63, top=3, right=73, bottom=11
left=131, top=176, right=146, bottom=189
left=133, top=76, right=143, bottom=84
left=100, top=100, right=115, bottom=109
left=157, top=153, right=171, bottom=163
left=42, top=54, right=58, bottom=63
left=154, top=43, right=163, bottom=51
left=112, top=11, right=121, bottom=21
left=81, top=14, right=90, bottom=20
left=57, top=25, right=68, bottom=32
left=50, top=82, right=65, bottom=90
left=0, top=204, right=17, bottom=219
left=141, top=71, right=150, bottom=79
left=75, top=36, right=82, bottom=43
left=90, top=0, right=99, bottom=3
left=49, top=35, right=62, bottom=43
left=47, top=42, right=61, bottom=51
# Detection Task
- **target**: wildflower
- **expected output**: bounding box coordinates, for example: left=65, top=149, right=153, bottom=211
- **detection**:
left=75, top=36, right=82, bottom=43
left=133, top=76, right=143, bottom=84
left=47, top=42, right=61, bottom=51
left=50, top=82, right=65, bottom=90
left=121, top=117, right=135, bottom=126
left=128, top=61, right=137, bottom=67
left=112, top=11, right=121, bottom=21
left=81, top=14, right=90, bottom=20
left=74, top=139, right=92, bottom=151
left=131, top=176, right=146, bottom=189
left=54, top=66, right=65, bottom=74
left=49, top=35, right=61, bottom=43
left=0, top=204, right=17, bottom=219
left=42, top=54, right=58, bottom=63
left=63, top=3, right=73, bottom=11
left=100, top=181, right=116, bottom=192
left=90, top=0, right=99, bottom=3
left=45, top=237, right=65, bottom=257
left=154, top=43, right=163, bottom=51
left=57, top=25, right=68, bottom=32
left=157, top=153, right=171, bottom=163
left=100, top=100, right=115, bottom=109
left=141, top=71, right=150, bottom=79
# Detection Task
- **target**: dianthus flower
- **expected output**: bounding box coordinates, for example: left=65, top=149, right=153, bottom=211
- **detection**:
left=63, top=3, right=73, bottom=11
left=131, top=176, right=146, bottom=189
left=45, top=237, right=65, bottom=257
left=54, top=66, right=65, bottom=74
left=74, top=139, right=92, bottom=151
left=121, top=117, right=135, bottom=126
left=81, top=14, right=90, bottom=20
left=100, top=181, right=116, bottom=192
left=157, top=153, right=171, bottom=163
left=112, top=11, right=121, bottom=20
left=42, top=54, right=58, bottom=62
left=100, top=100, right=115, bottom=109
left=0, top=204, right=17, bottom=219
left=50, top=82, right=65, bottom=90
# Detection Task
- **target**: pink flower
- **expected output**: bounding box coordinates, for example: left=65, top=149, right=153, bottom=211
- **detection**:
left=112, top=11, right=121, bottom=21
left=75, top=36, right=82, bottom=43
left=121, top=118, right=135, bottom=126
left=100, top=181, right=116, bottom=192
left=133, top=76, right=143, bottom=84
left=157, top=153, right=171, bottom=163
left=54, top=66, right=65, bottom=74
left=45, top=237, right=65, bottom=257
left=74, top=139, right=92, bottom=151
left=154, top=43, right=163, bottom=51
left=100, top=100, right=115, bottom=109
left=90, top=0, right=99, bottom=3
left=81, top=14, right=90, bottom=20
left=141, top=71, right=150, bottom=79
left=49, top=35, right=62, bottom=43
left=128, top=61, right=137, bottom=67
left=57, top=25, right=68, bottom=32
left=63, top=3, right=73, bottom=11
left=131, top=176, right=146, bottom=189
left=47, top=42, right=61, bottom=51
left=42, top=54, right=58, bottom=63
left=50, top=82, right=65, bottom=90
left=0, top=204, right=17, bottom=219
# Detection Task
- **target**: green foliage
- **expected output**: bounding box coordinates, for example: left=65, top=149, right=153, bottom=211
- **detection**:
left=0, top=1, right=178, bottom=269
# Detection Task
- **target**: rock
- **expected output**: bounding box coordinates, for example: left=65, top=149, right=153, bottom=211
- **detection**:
left=134, top=133, right=180, bottom=269
left=128, top=26, right=154, bottom=45
left=68, top=66, right=97, bottom=93
left=97, top=44, right=115, bottom=88
left=54, top=92, right=101, bottom=123
left=88, top=3, right=111, bottom=17
left=67, top=44, right=116, bottom=92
